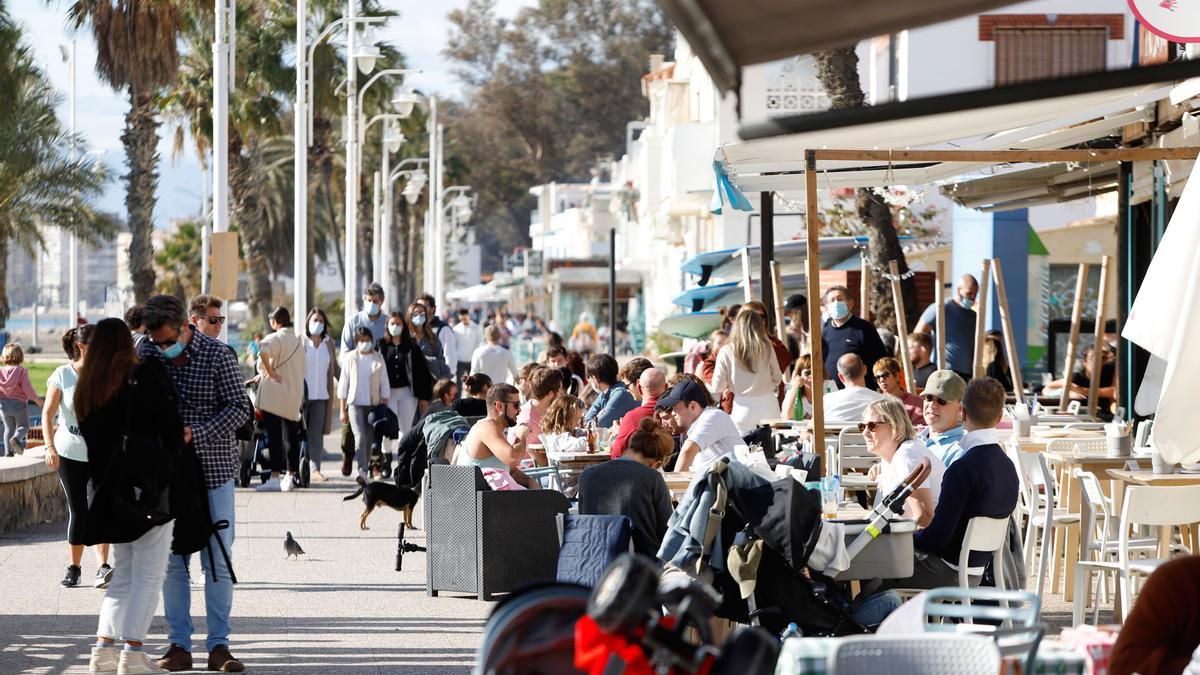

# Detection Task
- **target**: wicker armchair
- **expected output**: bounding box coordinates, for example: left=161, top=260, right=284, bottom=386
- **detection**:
left=424, top=463, right=570, bottom=600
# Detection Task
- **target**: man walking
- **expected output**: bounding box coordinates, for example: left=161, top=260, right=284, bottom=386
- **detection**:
left=915, top=274, right=979, bottom=382
left=139, top=295, right=251, bottom=673
left=340, top=282, right=389, bottom=351
left=452, top=308, right=483, bottom=384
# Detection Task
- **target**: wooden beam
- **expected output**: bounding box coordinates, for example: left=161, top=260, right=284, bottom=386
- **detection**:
left=811, top=147, right=1200, bottom=163
left=1088, top=255, right=1112, bottom=418
left=935, top=260, right=946, bottom=370
left=972, top=259, right=992, bottom=379
left=804, top=150, right=826, bottom=472
left=990, top=258, right=1026, bottom=405
left=890, top=261, right=916, bottom=393
left=1060, top=263, right=1089, bottom=409
left=771, top=260, right=786, bottom=342
left=740, top=247, right=754, bottom=302
left=761, top=192, right=777, bottom=330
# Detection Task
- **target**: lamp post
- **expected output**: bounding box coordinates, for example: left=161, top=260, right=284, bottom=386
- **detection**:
left=363, top=112, right=412, bottom=302
left=59, top=40, right=78, bottom=324
left=213, top=0, right=233, bottom=239
left=438, top=186, right=473, bottom=299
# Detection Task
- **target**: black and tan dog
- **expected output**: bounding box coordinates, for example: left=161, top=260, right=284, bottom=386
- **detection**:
left=343, top=482, right=420, bottom=530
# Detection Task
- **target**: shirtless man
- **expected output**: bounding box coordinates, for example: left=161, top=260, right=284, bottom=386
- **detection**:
left=458, top=382, right=539, bottom=489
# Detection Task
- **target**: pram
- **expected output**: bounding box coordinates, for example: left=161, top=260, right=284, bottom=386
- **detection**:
left=238, top=383, right=311, bottom=488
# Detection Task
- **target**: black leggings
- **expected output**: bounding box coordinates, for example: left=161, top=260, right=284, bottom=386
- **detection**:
left=261, top=411, right=301, bottom=474
left=57, top=456, right=90, bottom=545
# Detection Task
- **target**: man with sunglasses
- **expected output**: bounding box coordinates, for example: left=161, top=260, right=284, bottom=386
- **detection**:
left=917, top=370, right=967, bottom=467
left=188, top=295, right=227, bottom=340
left=457, top=383, right=539, bottom=489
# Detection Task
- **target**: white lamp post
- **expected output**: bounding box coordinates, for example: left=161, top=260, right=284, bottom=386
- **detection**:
left=438, top=186, right=472, bottom=300
left=59, top=41, right=79, bottom=324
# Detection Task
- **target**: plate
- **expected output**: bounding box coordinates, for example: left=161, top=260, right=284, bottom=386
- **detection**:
left=1032, top=428, right=1072, bottom=438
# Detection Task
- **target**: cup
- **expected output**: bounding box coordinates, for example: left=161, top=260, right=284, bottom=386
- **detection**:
left=1152, top=448, right=1172, bottom=475
left=821, top=490, right=839, bottom=519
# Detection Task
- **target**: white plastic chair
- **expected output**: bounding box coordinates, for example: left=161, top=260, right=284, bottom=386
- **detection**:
left=828, top=634, right=1000, bottom=675
left=1016, top=452, right=1080, bottom=597
left=1118, top=485, right=1200, bottom=616
left=959, top=516, right=1009, bottom=590
left=837, top=427, right=876, bottom=479
left=1134, top=420, right=1153, bottom=448
left=1045, top=438, right=1110, bottom=456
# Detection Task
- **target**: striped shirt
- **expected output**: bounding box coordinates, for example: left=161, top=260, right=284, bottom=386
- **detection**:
left=139, top=327, right=251, bottom=489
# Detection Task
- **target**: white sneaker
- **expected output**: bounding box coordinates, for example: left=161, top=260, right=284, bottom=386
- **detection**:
left=88, top=646, right=119, bottom=673
left=255, top=475, right=282, bottom=492
left=280, top=473, right=295, bottom=492
left=116, top=649, right=164, bottom=674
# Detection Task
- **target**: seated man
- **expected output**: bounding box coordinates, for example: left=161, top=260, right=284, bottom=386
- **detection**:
left=583, top=353, right=639, bottom=429
left=823, top=353, right=885, bottom=423
left=658, top=379, right=742, bottom=472
left=906, top=332, right=937, bottom=390
left=917, top=370, right=967, bottom=467
left=881, top=377, right=1018, bottom=590
left=456, top=383, right=539, bottom=489
left=610, top=366, right=667, bottom=458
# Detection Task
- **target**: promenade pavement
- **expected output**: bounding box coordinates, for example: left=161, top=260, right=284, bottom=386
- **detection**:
left=0, top=434, right=487, bottom=674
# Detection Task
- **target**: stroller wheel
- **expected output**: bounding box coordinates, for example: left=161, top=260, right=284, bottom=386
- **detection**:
left=299, top=457, right=311, bottom=488
left=587, top=553, right=659, bottom=634
left=711, top=627, right=780, bottom=675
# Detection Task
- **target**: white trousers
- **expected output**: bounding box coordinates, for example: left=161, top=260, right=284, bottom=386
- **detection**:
left=385, top=386, right=419, bottom=453
left=96, top=522, right=172, bottom=643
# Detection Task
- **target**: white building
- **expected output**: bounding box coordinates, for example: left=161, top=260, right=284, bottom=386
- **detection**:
left=7, top=227, right=119, bottom=315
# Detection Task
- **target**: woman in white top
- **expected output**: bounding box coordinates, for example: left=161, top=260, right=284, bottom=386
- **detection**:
left=539, top=394, right=589, bottom=456
left=712, top=309, right=783, bottom=435
left=471, top=325, right=521, bottom=384
left=338, top=327, right=390, bottom=484
left=862, top=397, right=946, bottom=528
left=42, top=326, right=112, bottom=589
left=302, top=308, right=340, bottom=482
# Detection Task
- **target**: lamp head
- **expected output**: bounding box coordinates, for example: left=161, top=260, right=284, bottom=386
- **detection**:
left=385, top=129, right=405, bottom=154
left=354, top=43, right=381, bottom=75
left=392, top=88, right=421, bottom=118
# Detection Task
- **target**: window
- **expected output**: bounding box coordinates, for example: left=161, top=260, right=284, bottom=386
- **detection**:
left=994, top=28, right=1107, bottom=86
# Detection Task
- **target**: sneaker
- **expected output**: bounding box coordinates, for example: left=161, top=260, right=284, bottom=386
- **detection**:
left=117, top=649, right=165, bottom=674
left=94, top=564, right=114, bottom=589
left=154, top=645, right=192, bottom=672
left=255, top=475, right=282, bottom=492
left=206, top=644, right=245, bottom=672
left=61, top=564, right=81, bottom=587
left=280, top=473, right=295, bottom=492
left=89, top=645, right=119, bottom=673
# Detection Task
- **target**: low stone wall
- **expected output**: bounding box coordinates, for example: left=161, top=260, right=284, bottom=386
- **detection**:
left=0, top=455, right=66, bottom=533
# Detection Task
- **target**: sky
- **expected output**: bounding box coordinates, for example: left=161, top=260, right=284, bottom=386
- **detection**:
left=17, top=0, right=533, bottom=230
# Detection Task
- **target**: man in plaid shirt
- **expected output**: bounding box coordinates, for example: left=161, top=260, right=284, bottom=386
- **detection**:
left=139, top=295, right=251, bottom=673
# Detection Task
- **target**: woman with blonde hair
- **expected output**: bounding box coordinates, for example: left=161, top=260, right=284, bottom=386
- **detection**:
left=861, top=397, right=946, bottom=527
left=712, top=309, right=782, bottom=434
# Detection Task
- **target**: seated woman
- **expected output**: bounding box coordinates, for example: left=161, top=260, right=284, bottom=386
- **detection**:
left=872, top=356, right=924, bottom=426
left=982, top=331, right=1013, bottom=393
left=1042, top=343, right=1117, bottom=419
left=862, top=397, right=946, bottom=528
left=781, top=353, right=814, bottom=420
left=453, top=373, right=491, bottom=418
left=456, top=383, right=539, bottom=490
left=511, top=366, right=562, bottom=466
left=577, top=417, right=673, bottom=556
left=538, top=394, right=589, bottom=455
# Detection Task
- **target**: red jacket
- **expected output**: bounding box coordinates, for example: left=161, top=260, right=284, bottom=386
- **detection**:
left=609, top=396, right=659, bottom=458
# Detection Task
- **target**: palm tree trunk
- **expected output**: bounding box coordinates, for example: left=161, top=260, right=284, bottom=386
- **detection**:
left=0, top=236, right=9, bottom=328
left=229, top=131, right=272, bottom=323
left=124, top=89, right=160, bottom=302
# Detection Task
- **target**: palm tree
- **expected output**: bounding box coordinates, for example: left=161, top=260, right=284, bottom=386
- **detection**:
left=68, top=0, right=186, bottom=303
left=0, top=2, right=109, bottom=326
left=154, top=219, right=203, bottom=300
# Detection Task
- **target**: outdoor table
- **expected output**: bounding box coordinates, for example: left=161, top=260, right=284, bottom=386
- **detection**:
left=1106, top=468, right=1200, bottom=556
left=1014, top=429, right=1104, bottom=454
left=546, top=449, right=609, bottom=494
left=775, top=635, right=1087, bottom=675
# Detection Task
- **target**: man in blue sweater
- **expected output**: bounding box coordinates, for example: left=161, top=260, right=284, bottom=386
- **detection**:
left=882, top=377, right=1018, bottom=589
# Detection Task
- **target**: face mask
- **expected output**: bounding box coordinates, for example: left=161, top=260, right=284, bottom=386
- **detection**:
left=388, top=324, right=403, bottom=337
left=357, top=342, right=372, bottom=354
left=159, top=341, right=185, bottom=359
left=308, top=321, right=325, bottom=336
left=364, top=300, right=380, bottom=316
left=411, top=315, right=426, bottom=327
left=960, top=297, right=975, bottom=310
left=829, top=301, right=850, bottom=321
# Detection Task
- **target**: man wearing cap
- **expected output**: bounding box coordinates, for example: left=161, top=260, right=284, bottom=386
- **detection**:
left=915, top=274, right=979, bottom=382
left=918, top=370, right=968, bottom=467
left=659, top=379, right=742, bottom=473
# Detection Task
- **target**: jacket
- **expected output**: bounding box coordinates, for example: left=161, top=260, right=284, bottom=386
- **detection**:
left=657, top=459, right=769, bottom=572
left=256, top=328, right=306, bottom=421
left=556, top=514, right=632, bottom=587
left=583, top=382, right=639, bottom=430
left=338, top=350, right=388, bottom=407
left=421, top=410, right=470, bottom=461
left=379, top=337, right=434, bottom=401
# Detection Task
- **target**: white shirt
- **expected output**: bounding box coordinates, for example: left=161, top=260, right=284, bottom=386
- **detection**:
left=874, top=438, right=946, bottom=509
left=958, top=427, right=1002, bottom=454
left=452, top=321, right=483, bottom=364
left=435, top=324, right=457, bottom=372
left=471, top=344, right=520, bottom=384
left=712, top=345, right=782, bottom=400
left=47, top=364, right=87, bottom=462
left=304, top=338, right=331, bottom=401
left=687, top=406, right=743, bottom=469
left=823, top=385, right=885, bottom=423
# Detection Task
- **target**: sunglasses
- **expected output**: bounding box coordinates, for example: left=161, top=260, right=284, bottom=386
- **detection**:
left=148, top=339, right=177, bottom=348
left=857, top=420, right=889, bottom=433
left=922, top=394, right=950, bottom=406
left=205, top=315, right=226, bottom=326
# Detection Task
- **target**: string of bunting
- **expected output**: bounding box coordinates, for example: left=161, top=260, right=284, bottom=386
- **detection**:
left=854, top=249, right=918, bottom=281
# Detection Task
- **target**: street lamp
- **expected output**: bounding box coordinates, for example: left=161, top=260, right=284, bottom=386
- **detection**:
left=59, top=40, right=79, bottom=324
left=392, top=88, right=421, bottom=117
left=437, top=186, right=472, bottom=297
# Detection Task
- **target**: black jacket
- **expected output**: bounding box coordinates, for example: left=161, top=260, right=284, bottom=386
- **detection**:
left=378, top=337, right=434, bottom=401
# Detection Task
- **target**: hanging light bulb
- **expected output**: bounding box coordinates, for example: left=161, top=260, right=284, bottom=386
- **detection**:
left=407, top=167, right=427, bottom=192
left=392, top=88, right=421, bottom=118
left=354, top=39, right=381, bottom=75
left=402, top=182, right=422, bottom=205
left=384, top=129, right=405, bottom=154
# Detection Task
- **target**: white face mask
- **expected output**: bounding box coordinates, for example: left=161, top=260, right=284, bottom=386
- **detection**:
left=411, top=315, right=426, bottom=327
left=388, top=324, right=403, bottom=337
left=357, top=342, right=372, bottom=354
left=308, top=321, right=325, bottom=336
left=364, top=299, right=380, bottom=316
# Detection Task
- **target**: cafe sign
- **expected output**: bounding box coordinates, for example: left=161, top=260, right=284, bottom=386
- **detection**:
left=1129, top=0, right=1200, bottom=42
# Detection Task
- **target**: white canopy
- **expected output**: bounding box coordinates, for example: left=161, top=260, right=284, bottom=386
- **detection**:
left=446, top=282, right=513, bottom=304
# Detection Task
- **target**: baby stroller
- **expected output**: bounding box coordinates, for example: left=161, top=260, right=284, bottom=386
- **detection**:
left=660, top=456, right=931, bottom=636
left=238, top=383, right=311, bottom=488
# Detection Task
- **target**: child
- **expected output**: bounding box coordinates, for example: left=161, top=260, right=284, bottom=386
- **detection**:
left=0, top=343, right=42, bottom=456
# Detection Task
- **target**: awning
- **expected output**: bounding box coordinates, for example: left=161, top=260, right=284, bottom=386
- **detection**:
left=655, top=0, right=1022, bottom=94
left=658, top=311, right=723, bottom=340
left=680, top=237, right=868, bottom=287
left=446, top=282, right=514, bottom=303
left=672, top=273, right=809, bottom=312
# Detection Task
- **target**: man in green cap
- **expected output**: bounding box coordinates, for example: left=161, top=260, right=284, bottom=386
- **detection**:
left=917, top=370, right=968, bottom=467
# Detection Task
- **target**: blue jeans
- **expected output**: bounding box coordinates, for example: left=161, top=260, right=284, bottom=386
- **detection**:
left=163, top=479, right=235, bottom=653
left=851, top=590, right=903, bottom=627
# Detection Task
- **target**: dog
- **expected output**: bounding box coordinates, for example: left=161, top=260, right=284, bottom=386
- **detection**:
left=343, top=481, right=419, bottom=530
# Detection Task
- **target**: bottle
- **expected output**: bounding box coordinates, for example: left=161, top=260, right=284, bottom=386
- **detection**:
left=780, top=622, right=803, bottom=640
left=586, top=422, right=597, bottom=453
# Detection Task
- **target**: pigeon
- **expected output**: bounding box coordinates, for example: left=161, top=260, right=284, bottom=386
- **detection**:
left=284, top=531, right=305, bottom=560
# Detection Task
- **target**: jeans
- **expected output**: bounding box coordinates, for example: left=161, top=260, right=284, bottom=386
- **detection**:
left=850, top=591, right=903, bottom=627
left=260, top=411, right=300, bottom=474
left=384, top=387, right=418, bottom=455
left=0, top=397, right=28, bottom=456
left=347, top=405, right=374, bottom=479
left=97, top=522, right=172, bottom=643
left=303, top=400, right=328, bottom=471
left=163, top=479, right=236, bottom=653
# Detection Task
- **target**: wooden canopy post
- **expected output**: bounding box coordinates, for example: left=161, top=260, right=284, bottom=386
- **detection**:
left=972, top=259, right=992, bottom=379
left=770, top=260, right=786, bottom=342
left=889, top=261, right=916, bottom=393
left=1088, top=255, right=1112, bottom=418
left=740, top=247, right=754, bottom=302
left=1060, top=263, right=1089, bottom=409
left=990, top=258, right=1026, bottom=405
left=804, top=150, right=826, bottom=471
left=859, top=253, right=870, bottom=320
left=935, top=260, right=947, bottom=369
left=761, top=192, right=777, bottom=330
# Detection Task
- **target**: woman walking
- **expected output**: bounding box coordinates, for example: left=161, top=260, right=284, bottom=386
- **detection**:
left=76, top=318, right=184, bottom=674
left=43, top=326, right=112, bottom=589
left=255, top=307, right=307, bottom=492
left=712, top=309, right=783, bottom=435
left=408, top=302, right=451, bottom=380
left=339, top=327, right=389, bottom=485
left=302, top=308, right=339, bottom=482
left=378, top=311, right=433, bottom=470
left=0, top=343, right=42, bottom=456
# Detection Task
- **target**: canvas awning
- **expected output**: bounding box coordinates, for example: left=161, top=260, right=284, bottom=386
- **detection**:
left=679, top=237, right=868, bottom=286
left=446, top=282, right=514, bottom=303
left=655, top=0, right=1023, bottom=94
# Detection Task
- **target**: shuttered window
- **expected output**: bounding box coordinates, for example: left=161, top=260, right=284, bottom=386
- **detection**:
left=994, top=28, right=1107, bottom=86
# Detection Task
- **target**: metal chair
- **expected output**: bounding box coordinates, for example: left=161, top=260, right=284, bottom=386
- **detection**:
left=1016, top=452, right=1080, bottom=597
left=827, top=634, right=1000, bottom=675
left=923, top=587, right=1043, bottom=674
